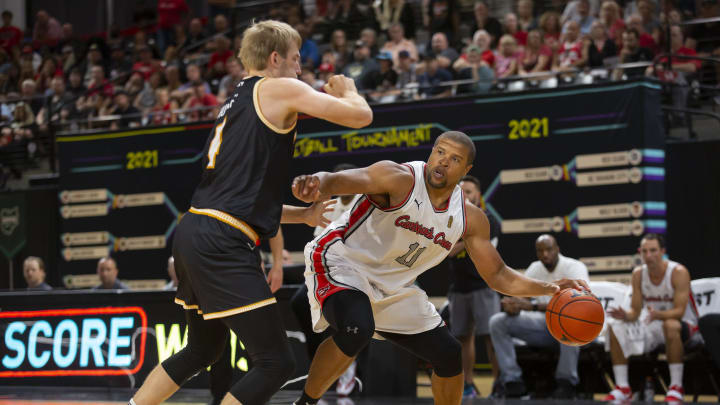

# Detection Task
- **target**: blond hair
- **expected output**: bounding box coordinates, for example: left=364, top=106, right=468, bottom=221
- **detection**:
left=239, top=20, right=302, bottom=71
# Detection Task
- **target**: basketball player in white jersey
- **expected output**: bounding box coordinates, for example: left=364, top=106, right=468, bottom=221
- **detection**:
left=290, top=131, right=589, bottom=405
left=605, top=234, right=700, bottom=403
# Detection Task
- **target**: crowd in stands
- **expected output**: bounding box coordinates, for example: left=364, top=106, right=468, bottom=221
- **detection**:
left=0, top=0, right=716, bottom=143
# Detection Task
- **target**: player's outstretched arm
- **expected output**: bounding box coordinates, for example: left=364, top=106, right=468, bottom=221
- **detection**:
left=462, top=203, right=589, bottom=297
left=280, top=200, right=337, bottom=227
left=292, top=160, right=414, bottom=204
left=266, top=75, right=372, bottom=129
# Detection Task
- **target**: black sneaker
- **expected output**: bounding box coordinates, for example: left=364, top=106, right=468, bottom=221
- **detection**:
left=552, top=378, right=576, bottom=399
left=488, top=379, right=505, bottom=399
left=505, top=380, right=527, bottom=398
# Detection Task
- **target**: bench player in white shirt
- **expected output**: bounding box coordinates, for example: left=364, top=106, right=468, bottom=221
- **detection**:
left=291, top=131, right=589, bottom=405
left=605, top=234, right=700, bottom=403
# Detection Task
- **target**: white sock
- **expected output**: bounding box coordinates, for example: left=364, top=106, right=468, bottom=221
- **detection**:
left=669, top=363, right=683, bottom=388
left=128, top=400, right=136, bottom=405
left=613, top=365, right=629, bottom=388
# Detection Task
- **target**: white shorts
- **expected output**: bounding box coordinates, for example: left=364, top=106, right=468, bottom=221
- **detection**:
left=304, top=258, right=443, bottom=336
left=605, top=318, right=702, bottom=357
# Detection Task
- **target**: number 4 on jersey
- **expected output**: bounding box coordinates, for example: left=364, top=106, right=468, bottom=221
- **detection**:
left=207, top=116, right=228, bottom=169
left=395, top=242, right=427, bottom=268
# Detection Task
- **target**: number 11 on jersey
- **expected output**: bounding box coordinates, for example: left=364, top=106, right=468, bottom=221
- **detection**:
left=396, top=242, right=427, bottom=268
left=207, top=116, right=228, bottom=169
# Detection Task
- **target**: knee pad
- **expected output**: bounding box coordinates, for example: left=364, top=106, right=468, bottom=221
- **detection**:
left=162, top=342, right=225, bottom=386
left=332, top=315, right=374, bottom=357
left=429, top=335, right=462, bottom=377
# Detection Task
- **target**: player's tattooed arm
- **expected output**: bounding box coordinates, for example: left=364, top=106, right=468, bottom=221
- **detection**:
left=291, top=160, right=414, bottom=205
left=462, top=202, right=589, bottom=297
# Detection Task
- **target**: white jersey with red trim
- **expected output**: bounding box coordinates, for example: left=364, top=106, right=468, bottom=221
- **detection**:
left=308, top=161, right=467, bottom=298
left=641, top=260, right=698, bottom=324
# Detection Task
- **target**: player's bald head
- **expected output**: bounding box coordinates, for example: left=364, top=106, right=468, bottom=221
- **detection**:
left=535, top=234, right=557, bottom=248
left=435, top=131, right=476, bottom=164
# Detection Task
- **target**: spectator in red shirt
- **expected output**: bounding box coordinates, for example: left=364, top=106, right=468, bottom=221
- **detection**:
left=0, top=11, right=22, bottom=56
left=538, top=11, right=562, bottom=54
left=208, top=35, right=233, bottom=72
left=132, top=45, right=161, bottom=80
left=87, top=65, right=114, bottom=99
left=454, top=29, right=495, bottom=71
left=600, top=1, right=625, bottom=48
left=519, top=29, right=553, bottom=75
left=32, top=10, right=63, bottom=47
left=554, top=20, right=586, bottom=71
left=503, top=13, right=527, bottom=47
left=183, top=81, right=218, bottom=121
left=157, top=0, right=189, bottom=52
left=627, top=14, right=658, bottom=54
left=494, top=34, right=520, bottom=78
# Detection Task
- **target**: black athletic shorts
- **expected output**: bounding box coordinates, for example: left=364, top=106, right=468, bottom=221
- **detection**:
left=173, top=210, right=275, bottom=319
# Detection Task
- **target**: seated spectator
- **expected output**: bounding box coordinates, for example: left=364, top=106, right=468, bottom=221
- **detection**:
left=599, top=1, right=625, bottom=48
left=82, top=43, right=107, bottom=85
left=123, top=72, right=145, bottom=100
left=135, top=70, right=164, bottom=111
left=613, top=28, right=654, bottom=79
left=295, top=22, right=319, bottom=68
left=554, top=21, right=586, bottom=71
left=93, top=256, right=130, bottom=290
left=0, top=11, right=22, bottom=55
left=163, top=64, right=182, bottom=93
left=67, top=68, right=86, bottom=98
left=470, top=1, right=503, bottom=48
left=218, top=58, right=245, bottom=101
left=183, top=80, right=219, bottom=121
left=108, top=42, right=132, bottom=80
left=418, top=52, right=453, bottom=98
left=87, top=65, right=114, bottom=99
left=35, top=57, right=62, bottom=94
left=584, top=20, right=617, bottom=68
left=430, top=32, right=459, bottom=70
left=20, top=79, right=43, bottom=115
left=489, top=235, right=589, bottom=399
left=133, top=44, right=162, bottom=81
left=605, top=234, right=700, bottom=403
left=627, top=14, right=658, bottom=54
left=10, top=102, right=34, bottom=129
left=646, top=25, right=701, bottom=123
left=60, top=44, right=77, bottom=73
left=454, top=29, right=495, bottom=71
left=396, top=50, right=418, bottom=89
left=107, top=90, right=141, bottom=129
left=37, top=76, right=72, bottom=127
left=164, top=256, right=177, bottom=291
left=212, top=14, right=229, bottom=38
left=322, top=29, right=352, bottom=73
left=519, top=30, right=552, bottom=75
left=367, top=51, right=399, bottom=102
left=300, top=67, right=325, bottom=90
left=685, top=0, right=720, bottom=85
left=173, top=64, right=210, bottom=104
left=343, top=40, right=380, bottom=90
left=456, top=44, right=495, bottom=94
left=150, top=88, right=178, bottom=125
left=373, top=0, right=415, bottom=39
left=424, top=0, right=460, bottom=43
left=317, top=62, right=335, bottom=88
left=23, top=256, right=51, bottom=291
left=503, top=13, right=527, bottom=46
left=517, top=0, right=537, bottom=32
left=636, top=0, right=660, bottom=39
left=381, top=23, right=419, bottom=66
left=562, top=0, right=595, bottom=35
left=359, top=27, right=379, bottom=58
left=187, top=17, right=207, bottom=49
left=33, top=10, right=63, bottom=46
left=494, top=35, right=520, bottom=78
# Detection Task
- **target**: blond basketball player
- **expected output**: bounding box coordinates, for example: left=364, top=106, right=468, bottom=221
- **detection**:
left=291, top=131, right=590, bottom=405
left=129, top=20, right=371, bottom=405
left=605, top=234, right=700, bottom=403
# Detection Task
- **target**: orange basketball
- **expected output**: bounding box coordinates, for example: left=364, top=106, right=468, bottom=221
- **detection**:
left=545, top=288, right=604, bottom=346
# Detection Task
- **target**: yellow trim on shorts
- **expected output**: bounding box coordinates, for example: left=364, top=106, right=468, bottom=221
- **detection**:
left=252, top=77, right=297, bottom=134
left=188, top=207, right=260, bottom=245
left=174, top=297, right=203, bottom=314
left=202, top=297, right=277, bottom=320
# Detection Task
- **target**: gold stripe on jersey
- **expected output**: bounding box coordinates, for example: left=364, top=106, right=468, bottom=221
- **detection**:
left=174, top=297, right=203, bottom=314
left=202, top=297, right=277, bottom=319
left=188, top=207, right=260, bottom=244
left=253, top=77, right=297, bottom=134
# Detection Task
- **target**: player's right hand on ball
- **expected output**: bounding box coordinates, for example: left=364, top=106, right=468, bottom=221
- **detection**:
left=553, top=278, right=590, bottom=293
left=292, top=174, right=321, bottom=203
left=323, top=74, right=358, bottom=98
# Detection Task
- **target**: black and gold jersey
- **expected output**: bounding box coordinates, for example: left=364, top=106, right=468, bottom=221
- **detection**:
left=191, top=76, right=296, bottom=241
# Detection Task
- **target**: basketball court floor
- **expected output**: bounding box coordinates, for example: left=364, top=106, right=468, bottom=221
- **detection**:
left=1, top=373, right=717, bottom=405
